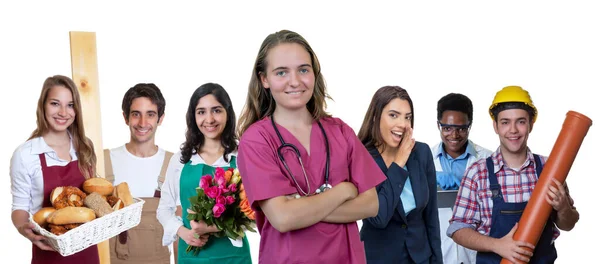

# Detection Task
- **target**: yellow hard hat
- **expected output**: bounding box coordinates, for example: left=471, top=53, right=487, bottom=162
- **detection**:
left=489, top=86, right=537, bottom=123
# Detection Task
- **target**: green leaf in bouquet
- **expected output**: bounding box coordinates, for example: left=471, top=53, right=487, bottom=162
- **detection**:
left=215, top=230, right=226, bottom=238
left=215, top=220, right=224, bottom=230
left=186, top=244, right=202, bottom=256
left=225, top=228, right=240, bottom=240
left=244, top=222, right=257, bottom=233
left=225, top=217, right=234, bottom=226
left=205, top=210, right=213, bottom=219
left=235, top=228, right=246, bottom=238
left=227, top=221, right=235, bottom=231
left=205, top=217, right=214, bottom=226
left=196, top=188, right=205, bottom=197
left=194, top=207, right=204, bottom=216
left=186, top=214, right=196, bottom=221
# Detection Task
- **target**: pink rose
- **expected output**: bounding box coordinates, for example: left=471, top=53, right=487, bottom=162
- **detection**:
left=215, top=167, right=225, bottom=180
left=199, top=175, right=213, bottom=189
left=215, top=174, right=226, bottom=187
left=219, top=185, right=230, bottom=195
left=205, top=186, right=222, bottom=199
left=228, top=183, right=237, bottom=193
left=215, top=196, right=226, bottom=206
left=225, top=196, right=235, bottom=205
left=212, top=203, right=226, bottom=218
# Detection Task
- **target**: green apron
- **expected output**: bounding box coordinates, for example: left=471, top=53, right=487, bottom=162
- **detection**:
left=178, top=156, right=252, bottom=264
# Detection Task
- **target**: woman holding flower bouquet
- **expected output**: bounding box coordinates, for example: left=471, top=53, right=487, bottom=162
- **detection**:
left=236, top=30, right=387, bottom=264
left=157, top=83, right=252, bottom=264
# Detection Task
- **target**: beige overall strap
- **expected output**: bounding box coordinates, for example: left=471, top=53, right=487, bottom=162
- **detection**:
left=158, top=151, right=174, bottom=184
left=104, top=149, right=114, bottom=183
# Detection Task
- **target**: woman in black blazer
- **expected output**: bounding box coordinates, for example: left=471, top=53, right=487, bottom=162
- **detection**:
left=358, top=86, right=442, bottom=264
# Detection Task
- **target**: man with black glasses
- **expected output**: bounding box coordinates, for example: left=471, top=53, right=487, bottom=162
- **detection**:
left=431, top=93, right=492, bottom=264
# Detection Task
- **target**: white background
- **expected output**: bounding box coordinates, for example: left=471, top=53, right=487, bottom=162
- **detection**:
left=1, top=1, right=598, bottom=263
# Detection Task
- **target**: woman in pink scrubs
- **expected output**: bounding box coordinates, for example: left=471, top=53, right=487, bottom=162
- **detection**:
left=10, top=75, right=100, bottom=264
left=236, top=30, right=387, bottom=264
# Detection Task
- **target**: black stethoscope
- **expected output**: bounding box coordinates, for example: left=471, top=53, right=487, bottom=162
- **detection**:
left=271, top=115, right=331, bottom=197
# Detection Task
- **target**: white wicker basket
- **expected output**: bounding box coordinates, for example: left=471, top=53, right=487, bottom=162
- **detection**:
left=30, top=197, right=145, bottom=256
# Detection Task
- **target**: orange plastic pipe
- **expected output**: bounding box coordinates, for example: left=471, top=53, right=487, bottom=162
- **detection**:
left=500, top=111, right=592, bottom=264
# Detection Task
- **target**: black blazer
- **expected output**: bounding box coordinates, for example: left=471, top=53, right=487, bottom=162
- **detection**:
left=360, top=142, right=443, bottom=264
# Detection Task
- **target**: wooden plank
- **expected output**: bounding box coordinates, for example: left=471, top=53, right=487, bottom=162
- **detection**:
left=69, top=31, right=110, bottom=264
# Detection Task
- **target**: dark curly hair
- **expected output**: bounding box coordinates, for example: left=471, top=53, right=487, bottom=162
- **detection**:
left=437, top=93, right=473, bottom=122
left=180, top=83, right=237, bottom=164
left=122, top=83, right=166, bottom=121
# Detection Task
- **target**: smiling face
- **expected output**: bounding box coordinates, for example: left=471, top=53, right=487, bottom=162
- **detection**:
left=195, top=94, right=227, bottom=141
left=124, top=97, right=162, bottom=145
left=439, top=110, right=471, bottom=157
left=494, top=108, right=532, bottom=156
left=260, top=43, right=315, bottom=112
left=379, top=98, right=412, bottom=149
left=44, top=85, right=76, bottom=133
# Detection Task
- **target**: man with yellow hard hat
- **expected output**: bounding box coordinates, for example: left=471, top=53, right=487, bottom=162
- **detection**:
left=446, top=86, right=580, bottom=263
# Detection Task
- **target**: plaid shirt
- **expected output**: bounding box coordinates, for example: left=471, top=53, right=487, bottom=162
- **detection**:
left=448, top=148, right=568, bottom=241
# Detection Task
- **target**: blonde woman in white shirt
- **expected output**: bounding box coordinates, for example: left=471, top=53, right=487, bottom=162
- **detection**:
left=10, top=75, right=99, bottom=264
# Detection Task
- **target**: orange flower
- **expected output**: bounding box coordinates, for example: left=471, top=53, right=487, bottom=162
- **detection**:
left=239, top=183, right=247, bottom=200
left=224, top=170, right=233, bottom=183
left=239, top=199, right=255, bottom=220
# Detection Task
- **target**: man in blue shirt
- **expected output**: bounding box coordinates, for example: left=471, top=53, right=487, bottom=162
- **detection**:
left=431, top=93, right=492, bottom=264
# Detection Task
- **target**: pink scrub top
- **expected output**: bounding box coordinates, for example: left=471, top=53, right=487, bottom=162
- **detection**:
left=238, top=117, right=386, bottom=264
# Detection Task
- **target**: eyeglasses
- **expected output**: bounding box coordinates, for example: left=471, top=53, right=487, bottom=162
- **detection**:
left=438, top=122, right=471, bottom=135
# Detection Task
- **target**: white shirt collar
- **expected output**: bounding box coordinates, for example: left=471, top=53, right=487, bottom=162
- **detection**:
left=30, top=131, right=77, bottom=158
left=190, top=151, right=237, bottom=167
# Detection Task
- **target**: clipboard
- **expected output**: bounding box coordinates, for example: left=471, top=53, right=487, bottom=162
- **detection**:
left=437, top=189, right=458, bottom=209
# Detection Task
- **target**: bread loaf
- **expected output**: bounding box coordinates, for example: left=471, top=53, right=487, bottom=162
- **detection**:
left=83, top=177, right=114, bottom=196
left=46, top=207, right=96, bottom=225
left=33, top=207, right=56, bottom=227
left=114, top=182, right=134, bottom=206
left=84, top=192, right=114, bottom=217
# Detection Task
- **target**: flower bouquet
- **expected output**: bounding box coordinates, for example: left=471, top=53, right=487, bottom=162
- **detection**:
left=186, top=167, right=256, bottom=255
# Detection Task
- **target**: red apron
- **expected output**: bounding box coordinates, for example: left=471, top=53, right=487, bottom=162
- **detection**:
left=31, top=153, right=100, bottom=264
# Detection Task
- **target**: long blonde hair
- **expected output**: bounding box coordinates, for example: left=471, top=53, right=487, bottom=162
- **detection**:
left=29, top=75, right=97, bottom=179
left=237, top=30, right=331, bottom=136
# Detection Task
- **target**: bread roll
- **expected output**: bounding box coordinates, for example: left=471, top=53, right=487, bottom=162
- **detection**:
left=50, top=187, right=63, bottom=203
left=33, top=207, right=56, bottom=227
left=50, top=186, right=87, bottom=209
left=114, top=182, right=134, bottom=206
left=107, top=196, right=125, bottom=211
left=83, top=177, right=114, bottom=196
left=46, top=207, right=96, bottom=225
left=84, top=192, right=114, bottom=217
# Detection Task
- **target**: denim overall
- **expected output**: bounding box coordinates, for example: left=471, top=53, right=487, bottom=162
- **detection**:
left=476, top=155, right=557, bottom=264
